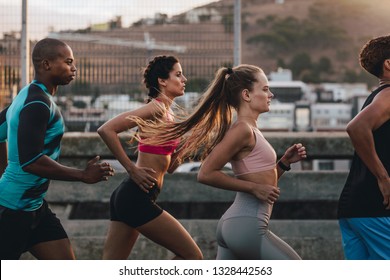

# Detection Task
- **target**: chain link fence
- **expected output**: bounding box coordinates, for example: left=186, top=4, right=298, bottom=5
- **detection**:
left=0, top=0, right=235, bottom=131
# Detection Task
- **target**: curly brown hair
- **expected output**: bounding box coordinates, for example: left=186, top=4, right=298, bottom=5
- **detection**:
left=142, top=55, right=179, bottom=102
left=359, top=35, right=390, bottom=78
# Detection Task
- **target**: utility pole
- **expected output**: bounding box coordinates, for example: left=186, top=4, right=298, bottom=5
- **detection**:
left=21, top=0, right=29, bottom=87
left=233, top=0, right=241, bottom=66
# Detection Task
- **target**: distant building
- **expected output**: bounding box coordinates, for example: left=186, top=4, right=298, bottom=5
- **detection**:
left=269, top=67, right=292, bottom=82
left=0, top=32, right=22, bottom=109
left=258, top=102, right=295, bottom=131
left=269, top=80, right=309, bottom=103
left=184, top=8, right=222, bottom=23
left=135, top=13, right=169, bottom=26
left=316, top=83, right=368, bottom=102
left=349, top=94, right=369, bottom=118
left=311, top=103, right=351, bottom=131
left=60, top=94, right=144, bottom=132
left=268, top=68, right=310, bottom=103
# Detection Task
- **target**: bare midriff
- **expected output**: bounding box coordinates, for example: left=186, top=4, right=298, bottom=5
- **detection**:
left=136, top=151, right=171, bottom=188
left=235, top=168, right=278, bottom=187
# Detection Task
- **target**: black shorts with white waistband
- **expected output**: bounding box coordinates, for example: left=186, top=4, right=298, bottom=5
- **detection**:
left=109, top=176, right=163, bottom=228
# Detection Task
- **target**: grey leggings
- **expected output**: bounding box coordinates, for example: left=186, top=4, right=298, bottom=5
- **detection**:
left=216, top=216, right=301, bottom=260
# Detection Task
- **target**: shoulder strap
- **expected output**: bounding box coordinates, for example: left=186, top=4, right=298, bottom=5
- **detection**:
left=361, top=84, right=390, bottom=110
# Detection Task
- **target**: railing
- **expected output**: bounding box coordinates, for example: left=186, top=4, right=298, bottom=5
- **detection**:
left=22, top=131, right=352, bottom=260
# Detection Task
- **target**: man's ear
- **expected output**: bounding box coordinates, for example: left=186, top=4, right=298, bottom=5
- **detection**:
left=384, top=59, right=390, bottom=71
left=42, top=59, right=50, bottom=70
left=241, top=89, right=250, bottom=102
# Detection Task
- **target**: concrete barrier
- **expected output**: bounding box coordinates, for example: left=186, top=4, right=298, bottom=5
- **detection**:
left=21, top=219, right=343, bottom=260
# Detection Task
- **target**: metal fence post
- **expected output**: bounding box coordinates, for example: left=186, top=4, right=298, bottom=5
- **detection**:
left=21, top=0, right=30, bottom=88
left=233, top=0, right=241, bottom=66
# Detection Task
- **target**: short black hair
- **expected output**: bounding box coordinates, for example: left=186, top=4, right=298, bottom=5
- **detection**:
left=32, top=38, right=68, bottom=70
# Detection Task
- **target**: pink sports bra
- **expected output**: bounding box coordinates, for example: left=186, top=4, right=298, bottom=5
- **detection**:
left=138, top=139, right=179, bottom=155
left=230, top=129, right=276, bottom=176
left=138, top=101, right=179, bottom=156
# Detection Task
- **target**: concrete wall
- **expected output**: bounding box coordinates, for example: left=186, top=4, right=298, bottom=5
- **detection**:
left=21, top=132, right=352, bottom=260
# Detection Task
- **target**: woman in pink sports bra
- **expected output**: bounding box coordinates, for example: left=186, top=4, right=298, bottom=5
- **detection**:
left=138, top=64, right=307, bottom=259
left=197, top=65, right=306, bottom=259
left=97, top=55, right=202, bottom=260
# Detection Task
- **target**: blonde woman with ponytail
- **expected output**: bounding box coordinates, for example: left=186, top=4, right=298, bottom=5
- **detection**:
left=138, top=64, right=307, bottom=259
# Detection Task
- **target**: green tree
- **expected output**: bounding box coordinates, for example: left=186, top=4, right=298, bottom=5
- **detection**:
left=343, top=69, right=358, bottom=83
left=315, top=56, right=332, bottom=74
left=289, top=53, right=312, bottom=79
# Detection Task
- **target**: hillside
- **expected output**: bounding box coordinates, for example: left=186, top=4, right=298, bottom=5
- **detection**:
left=205, top=0, right=389, bottom=85
left=54, top=0, right=389, bottom=90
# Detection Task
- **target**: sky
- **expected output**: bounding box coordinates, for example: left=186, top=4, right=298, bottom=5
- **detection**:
left=1, top=0, right=217, bottom=39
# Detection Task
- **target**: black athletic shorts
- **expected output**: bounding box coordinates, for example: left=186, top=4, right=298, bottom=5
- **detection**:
left=0, top=200, right=68, bottom=260
left=110, top=176, right=163, bottom=228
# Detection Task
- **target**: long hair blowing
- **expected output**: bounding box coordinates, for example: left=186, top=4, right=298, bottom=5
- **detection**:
left=130, top=64, right=261, bottom=162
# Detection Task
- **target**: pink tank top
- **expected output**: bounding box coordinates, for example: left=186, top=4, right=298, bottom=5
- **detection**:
left=138, top=102, right=179, bottom=155
left=230, top=129, right=276, bottom=175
